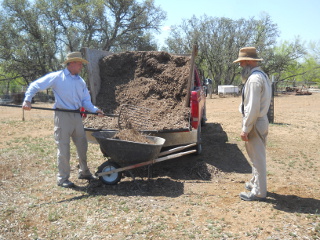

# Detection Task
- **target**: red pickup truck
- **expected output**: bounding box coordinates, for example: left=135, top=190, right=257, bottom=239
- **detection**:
left=187, top=65, right=207, bottom=153
left=190, top=66, right=207, bottom=130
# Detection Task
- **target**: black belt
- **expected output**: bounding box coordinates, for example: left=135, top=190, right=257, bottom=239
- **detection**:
left=55, top=108, right=81, bottom=114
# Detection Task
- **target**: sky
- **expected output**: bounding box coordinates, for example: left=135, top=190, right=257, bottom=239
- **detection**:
left=153, top=0, right=320, bottom=48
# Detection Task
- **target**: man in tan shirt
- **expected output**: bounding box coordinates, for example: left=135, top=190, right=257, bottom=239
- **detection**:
left=233, top=47, right=272, bottom=201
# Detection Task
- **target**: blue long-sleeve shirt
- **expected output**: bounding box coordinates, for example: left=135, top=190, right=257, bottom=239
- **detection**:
left=24, top=68, right=98, bottom=113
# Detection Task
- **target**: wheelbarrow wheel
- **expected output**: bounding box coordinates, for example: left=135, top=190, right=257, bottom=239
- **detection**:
left=96, top=161, right=122, bottom=185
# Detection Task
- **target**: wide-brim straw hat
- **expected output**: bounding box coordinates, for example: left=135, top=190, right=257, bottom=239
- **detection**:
left=233, top=47, right=263, bottom=63
left=62, top=52, right=89, bottom=65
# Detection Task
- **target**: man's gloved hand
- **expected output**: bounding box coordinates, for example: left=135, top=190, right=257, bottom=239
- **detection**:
left=22, top=101, right=32, bottom=110
left=96, top=109, right=104, bottom=117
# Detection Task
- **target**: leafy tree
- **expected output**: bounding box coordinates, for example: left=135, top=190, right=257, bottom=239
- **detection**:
left=0, top=0, right=59, bottom=86
left=263, top=38, right=306, bottom=82
left=300, top=57, right=320, bottom=85
left=36, top=0, right=165, bottom=52
left=0, top=0, right=166, bottom=90
left=309, top=40, right=320, bottom=63
left=165, top=13, right=279, bottom=88
left=303, top=41, right=320, bottom=86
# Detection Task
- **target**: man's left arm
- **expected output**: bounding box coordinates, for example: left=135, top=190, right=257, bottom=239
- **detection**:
left=241, top=81, right=262, bottom=139
left=81, top=86, right=104, bottom=117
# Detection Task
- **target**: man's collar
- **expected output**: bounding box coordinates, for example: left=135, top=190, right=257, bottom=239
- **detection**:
left=64, top=68, right=78, bottom=77
left=250, top=66, right=262, bottom=74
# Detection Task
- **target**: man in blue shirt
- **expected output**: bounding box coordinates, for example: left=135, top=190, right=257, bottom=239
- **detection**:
left=22, top=52, right=104, bottom=188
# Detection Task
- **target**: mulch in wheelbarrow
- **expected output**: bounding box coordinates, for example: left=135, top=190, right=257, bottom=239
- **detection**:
left=92, top=130, right=165, bottom=166
left=113, top=128, right=154, bottom=144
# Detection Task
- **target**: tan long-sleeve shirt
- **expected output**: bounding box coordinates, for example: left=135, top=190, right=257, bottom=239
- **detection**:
left=241, top=67, right=272, bottom=133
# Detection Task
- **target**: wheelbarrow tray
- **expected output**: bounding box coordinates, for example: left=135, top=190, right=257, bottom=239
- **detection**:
left=91, top=130, right=166, bottom=166
left=85, top=127, right=198, bottom=148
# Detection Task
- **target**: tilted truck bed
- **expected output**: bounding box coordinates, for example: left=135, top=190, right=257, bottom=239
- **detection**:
left=81, top=47, right=205, bottom=152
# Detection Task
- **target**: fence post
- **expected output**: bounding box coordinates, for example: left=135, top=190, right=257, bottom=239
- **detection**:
left=267, top=82, right=275, bottom=123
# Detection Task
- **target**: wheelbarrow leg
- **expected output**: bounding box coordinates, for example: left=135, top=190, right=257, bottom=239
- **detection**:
left=87, top=178, right=96, bottom=184
left=147, top=164, right=154, bottom=180
left=127, top=170, right=143, bottom=191
left=127, top=170, right=136, bottom=181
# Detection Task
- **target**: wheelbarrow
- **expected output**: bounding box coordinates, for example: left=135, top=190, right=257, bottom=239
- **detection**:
left=92, top=130, right=197, bottom=185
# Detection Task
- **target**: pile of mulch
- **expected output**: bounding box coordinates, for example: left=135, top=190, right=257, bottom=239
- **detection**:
left=83, top=51, right=192, bottom=131
left=112, top=129, right=154, bottom=144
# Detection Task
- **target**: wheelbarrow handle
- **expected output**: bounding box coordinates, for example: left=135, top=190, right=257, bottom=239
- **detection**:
left=0, top=104, right=118, bottom=117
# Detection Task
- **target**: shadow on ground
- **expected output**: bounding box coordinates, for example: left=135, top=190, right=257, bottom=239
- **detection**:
left=266, top=192, right=320, bottom=214
left=201, top=122, right=251, bottom=173
left=42, top=178, right=184, bottom=204
left=46, top=122, right=253, bottom=201
left=114, top=122, right=252, bottom=182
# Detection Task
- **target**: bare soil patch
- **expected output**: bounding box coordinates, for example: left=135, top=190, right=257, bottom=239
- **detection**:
left=0, top=94, right=319, bottom=239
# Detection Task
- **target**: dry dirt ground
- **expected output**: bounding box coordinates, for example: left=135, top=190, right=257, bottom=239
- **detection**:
left=0, top=93, right=319, bottom=239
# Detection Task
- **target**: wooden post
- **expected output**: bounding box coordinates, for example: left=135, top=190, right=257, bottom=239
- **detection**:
left=185, top=45, right=198, bottom=107
left=81, top=47, right=112, bottom=104
left=267, top=82, right=275, bottom=124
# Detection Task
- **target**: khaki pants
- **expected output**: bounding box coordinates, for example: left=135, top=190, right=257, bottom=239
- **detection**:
left=54, top=111, right=91, bottom=184
left=245, top=115, right=269, bottom=198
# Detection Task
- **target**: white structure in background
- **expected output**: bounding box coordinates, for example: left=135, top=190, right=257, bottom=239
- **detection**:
left=218, top=85, right=239, bottom=96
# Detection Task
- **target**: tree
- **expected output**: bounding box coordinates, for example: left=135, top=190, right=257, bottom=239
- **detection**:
left=309, top=40, right=320, bottom=63
left=263, top=38, right=306, bottom=82
left=0, top=0, right=59, bottom=86
left=303, top=41, right=320, bottom=86
left=165, top=14, right=279, bottom=88
left=300, top=57, right=320, bottom=85
left=36, top=0, right=165, bottom=52
left=0, top=0, right=166, bottom=89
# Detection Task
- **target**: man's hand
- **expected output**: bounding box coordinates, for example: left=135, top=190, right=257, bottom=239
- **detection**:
left=240, top=131, right=249, bottom=141
left=22, top=101, right=31, bottom=110
left=96, top=109, right=104, bottom=117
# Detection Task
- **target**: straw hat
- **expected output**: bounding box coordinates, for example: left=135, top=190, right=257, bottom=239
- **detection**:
left=233, top=47, right=263, bottom=63
left=62, top=52, right=89, bottom=65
